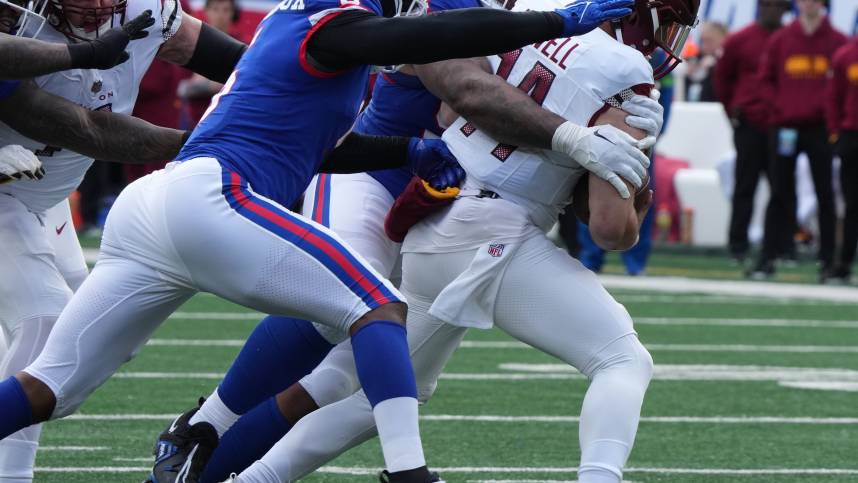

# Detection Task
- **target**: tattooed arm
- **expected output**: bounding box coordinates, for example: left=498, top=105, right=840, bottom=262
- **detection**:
left=414, top=57, right=565, bottom=150
left=0, top=35, right=72, bottom=80
left=0, top=80, right=186, bottom=163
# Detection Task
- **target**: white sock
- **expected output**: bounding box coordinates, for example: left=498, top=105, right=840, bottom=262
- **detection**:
left=0, top=436, right=39, bottom=482
left=236, top=461, right=280, bottom=483
left=373, top=396, right=425, bottom=473
left=189, top=389, right=240, bottom=438
left=261, top=391, right=378, bottom=481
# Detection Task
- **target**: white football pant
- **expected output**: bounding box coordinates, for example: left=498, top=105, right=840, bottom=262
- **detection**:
left=248, top=229, right=653, bottom=483
left=23, top=158, right=402, bottom=419
left=0, top=197, right=88, bottom=482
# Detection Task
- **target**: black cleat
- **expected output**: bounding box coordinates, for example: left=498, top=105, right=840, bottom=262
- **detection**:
left=146, top=402, right=218, bottom=483
left=379, top=468, right=446, bottom=483
left=746, top=258, right=775, bottom=280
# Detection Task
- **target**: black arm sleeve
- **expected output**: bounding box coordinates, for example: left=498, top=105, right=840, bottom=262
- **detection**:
left=318, top=132, right=410, bottom=174
left=307, top=8, right=564, bottom=71
left=183, top=23, right=247, bottom=83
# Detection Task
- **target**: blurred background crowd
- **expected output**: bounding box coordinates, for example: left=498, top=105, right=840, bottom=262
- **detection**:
left=73, top=0, right=858, bottom=284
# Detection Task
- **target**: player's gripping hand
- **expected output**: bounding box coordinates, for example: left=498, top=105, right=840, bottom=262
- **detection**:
left=67, top=10, right=155, bottom=70
left=554, top=0, right=633, bottom=37
left=552, top=121, right=649, bottom=199
left=406, top=138, right=467, bottom=191
left=0, top=145, right=44, bottom=184
left=623, top=89, right=664, bottom=150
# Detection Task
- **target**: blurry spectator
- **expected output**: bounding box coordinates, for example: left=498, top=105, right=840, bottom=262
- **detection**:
left=685, top=21, right=728, bottom=102
left=714, top=0, right=790, bottom=262
left=826, top=35, right=858, bottom=282
left=179, top=0, right=249, bottom=128
left=749, top=0, right=848, bottom=281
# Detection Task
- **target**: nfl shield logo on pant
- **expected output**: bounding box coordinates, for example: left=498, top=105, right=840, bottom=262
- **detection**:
left=488, top=243, right=505, bottom=257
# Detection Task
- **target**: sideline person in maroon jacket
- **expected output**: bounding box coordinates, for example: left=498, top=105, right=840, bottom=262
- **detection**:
left=826, top=36, right=858, bottom=282
left=714, top=0, right=790, bottom=262
left=748, top=0, right=847, bottom=281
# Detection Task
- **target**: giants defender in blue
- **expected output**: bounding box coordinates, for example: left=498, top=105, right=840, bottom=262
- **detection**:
left=188, top=0, right=484, bottom=480
left=0, top=1, right=637, bottom=482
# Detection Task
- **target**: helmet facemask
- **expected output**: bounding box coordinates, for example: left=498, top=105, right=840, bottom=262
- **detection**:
left=612, top=0, right=699, bottom=80
left=47, top=0, right=127, bottom=41
left=0, top=0, right=49, bottom=37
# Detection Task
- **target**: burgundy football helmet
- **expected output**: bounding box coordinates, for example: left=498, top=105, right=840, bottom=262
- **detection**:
left=612, top=0, right=699, bottom=80
left=47, top=0, right=126, bottom=41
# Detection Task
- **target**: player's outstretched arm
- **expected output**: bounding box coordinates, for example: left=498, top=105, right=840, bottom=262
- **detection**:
left=415, top=57, right=651, bottom=199
left=416, top=57, right=564, bottom=150
left=320, top=133, right=464, bottom=189
left=0, top=11, right=155, bottom=79
left=307, top=0, right=633, bottom=70
left=0, top=81, right=186, bottom=164
left=157, top=13, right=246, bottom=83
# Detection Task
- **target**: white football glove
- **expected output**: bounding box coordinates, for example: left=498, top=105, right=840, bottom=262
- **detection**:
left=0, top=145, right=44, bottom=184
left=622, top=89, right=664, bottom=150
left=552, top=121, right=650, bottom=199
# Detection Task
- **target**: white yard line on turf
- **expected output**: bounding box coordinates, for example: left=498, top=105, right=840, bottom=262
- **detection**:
left=61, top=413, right=858, bottom=425
left=599, top=274, right=858, bottom=302
left=317, top=467, right=858, bottom=476
left=146, top=339, right=858, bottom=353
left=33, top=465, right=858, bottom=476
left=164, top=312, right=858, bottom=328
left=614, top=294, right=858, bottom=305
left=636, top=317, right=858, bottom=328
left=38, top=446, right=109, bottom=451
left=104, top=364, right=858, bottom=387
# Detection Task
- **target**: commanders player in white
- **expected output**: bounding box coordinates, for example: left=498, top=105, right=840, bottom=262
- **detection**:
left=221, top=1, right=698, bottom=482
left=0, top=0, right=247, bottom=477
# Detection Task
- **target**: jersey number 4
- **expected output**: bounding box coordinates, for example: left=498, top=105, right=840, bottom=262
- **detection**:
left=459, top=49, right=556, bottom=161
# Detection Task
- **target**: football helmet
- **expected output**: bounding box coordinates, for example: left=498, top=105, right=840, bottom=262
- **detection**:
left=46, top=0, right=127, bottom=41
left=612, top=0, right=699, bottom=79
left=0, top=0, right=49, bottom=36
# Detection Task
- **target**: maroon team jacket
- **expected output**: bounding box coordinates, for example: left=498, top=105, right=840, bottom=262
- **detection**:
left=759, top=17, right=848, bottom=127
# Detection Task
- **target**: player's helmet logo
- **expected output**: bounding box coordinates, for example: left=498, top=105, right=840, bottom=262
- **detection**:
left=612, top=0, right=699, bottom=79
left=47, top=0, right=127, bottom=41
left=0, top=0, right=50, bottom=36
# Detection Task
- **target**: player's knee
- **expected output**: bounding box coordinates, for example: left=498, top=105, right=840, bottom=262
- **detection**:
left=275, top=383, right=320, bottom=425
left=350, top=302, right=407, bottom=334
left=585, top=334, right=653, bottom=386
left=14, top=372, right=55, bottom=423
left=416, top=380, right=438, bottom=404
left=299, top=366, right=360, bottom=408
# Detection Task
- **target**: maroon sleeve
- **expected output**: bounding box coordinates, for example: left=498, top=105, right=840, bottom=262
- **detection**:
left=757, top=33, right=781, bottom=109
left=713, top=35, right=738, bottom=112
left=826, top=49, right=847, bottom=136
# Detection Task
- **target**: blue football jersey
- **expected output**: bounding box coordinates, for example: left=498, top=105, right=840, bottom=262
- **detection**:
left=354, top=0, right=480, bottom=198
left=178, top=0, right=383, bottom=207
left=0, top=80, right=21, bottom=100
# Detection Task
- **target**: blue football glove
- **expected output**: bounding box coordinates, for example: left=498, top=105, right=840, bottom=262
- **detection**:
left=554, top=0, right=633, bottom=38
left=406, top=138, right=466, bottom=191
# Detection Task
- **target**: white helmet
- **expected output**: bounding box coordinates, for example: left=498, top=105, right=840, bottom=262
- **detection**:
left=0, top=0, right=49, bottom=37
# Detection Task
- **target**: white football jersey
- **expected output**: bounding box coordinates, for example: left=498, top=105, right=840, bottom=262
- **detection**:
left=442, top=8, right=653, bottom=231
left=0, top=0, right=182, bottom=213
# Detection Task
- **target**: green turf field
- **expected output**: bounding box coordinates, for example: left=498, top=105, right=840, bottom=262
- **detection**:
left=29, top=285, right=858, bottom=483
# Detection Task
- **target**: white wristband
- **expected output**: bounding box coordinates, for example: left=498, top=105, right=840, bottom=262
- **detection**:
left=551, top=121, right=586, bottom=156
